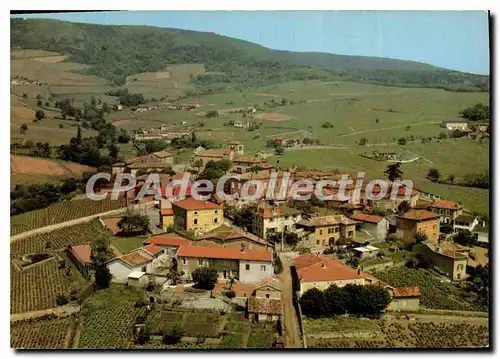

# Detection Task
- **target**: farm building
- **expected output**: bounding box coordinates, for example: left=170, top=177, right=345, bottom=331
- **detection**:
left=427, top=200, right=463, bottom=225
left=176, top=244, right=273, bottom=284
left=387, top=286, right=421, bottom=312
left=351, top=212, right=389, bottom=241
left=395, top=210, right=440, bottom=244
left=67, top=243, right=92, bottom=279
left=106, top=249, right=154, bottom=283
left=296, top=215, right=356, bottom=249
left=127, top=271, right=149, bottom=288
left=248, top=276, right=283, bottom=322
left=415, top=241, right=469, bottom=281
left=442, top=120, right=469, bottom=131
left=353, top=245, right=380, bottom=259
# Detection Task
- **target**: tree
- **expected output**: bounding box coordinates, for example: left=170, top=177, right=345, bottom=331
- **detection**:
left=193, top=158, right=204, bottom=172
left=358, top=138, right=367, bottom=146
left=162, top=325, right=184, bottom=345
left=192, top=267, right=218, bottom=290
left=397, top=200, right=411, bottom=214
left=438, top=132, right=448, bottom=140
left=19, top=124, right=28, bottom=134
left=324, top=285, right=349, bottom=316
left=117, top=214, right=150, bottom=235
left=108, top=144, right=120, bottom=163
left=191, top=131, right=197, bottom=144
left=35, top=109, right=45, bottom=121
left=460, top=103, right=490, bottom=122
left=321, top=121, right=334, bottom=128
left=415, top=231, right=428, bottom=244
left=375, top=119, right=380, bottom=124
left=22, top=93, right=27, bottom=99
left=397, top=137, right=407, bottom=145
left=384, top=162, right=403, bottom=182
left=117, top=129, right=131, bottom=143
left=447, top=173, right=455, bottom=184
left=346, top=256, right=359, bottom=269
left=299, top=288, right=326, bottom=317
left=37, top=100, right=43, bottom=107
left=205, top=110, right=219, bottom=118
left=453, top=231, right=478, bottom=247
left=405, top=125, right=411, bottom=131
left=427, top=168, right=441, bottom=182
left=91, top=235, right=113, bottom=289
left=275, top=146, right=284, bottom=155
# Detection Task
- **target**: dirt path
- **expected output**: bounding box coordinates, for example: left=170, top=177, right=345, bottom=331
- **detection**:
left=10, top=304, right=80, bottom=322
left=277, top=255, right=302, bottom=348
left=338, top=121, right=441, bottom=138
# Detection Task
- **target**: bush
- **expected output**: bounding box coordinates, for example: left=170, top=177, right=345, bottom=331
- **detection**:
left=224, top=290, right=236, bottom=298
left=162, top=325, right=184, bottom=345
left=56, top=295, right=68, bottom=306
left=192, top=267, right=218, bottom=290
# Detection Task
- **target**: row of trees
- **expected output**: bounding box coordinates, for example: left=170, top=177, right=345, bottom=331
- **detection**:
left=300, top=285, right=392, bottom=317
left=460, top=103, right=490, bottom=122
left=427, top=168, right=489, bottom=189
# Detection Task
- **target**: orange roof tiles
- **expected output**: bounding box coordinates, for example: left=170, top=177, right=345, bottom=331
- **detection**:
left=213, top=283, right=256, bottom=298
left=352, top=213, right=384, bottom=224
left=143, top=234, right=190, bottom=247
left=119, top=250, right=152, bottom=266
left=142, top=244, right=164, bottom=256
left=293, top=253, right=374, bottom=283
left=177, top=245, right=272, bottom=262
left=69, top=244, right=92, bottom=264
left=172, top=198, right=222, bottom=211
left=392, top=286, right=421, bottom=297
left=160, top=208, right=174, bottom=216
left=428, top=200, right=462, bottom=211
left=101, top=217, right=121, bottom=234
left=248, top=296, right=282, bottom=315
left=398, top=210, right=438, bottom=221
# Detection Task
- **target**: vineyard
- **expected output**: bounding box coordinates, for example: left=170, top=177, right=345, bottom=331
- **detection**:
left=11, top=198, right=127, bottom=235
left=11, top=257, right=86, bottom=314
left=305, top=316, right=489, bottom=348
left=11, top=316, right=76, bottom=349
left=372, top=267, right=487, bottom=312
left=11, top=220, right=109, bottom=258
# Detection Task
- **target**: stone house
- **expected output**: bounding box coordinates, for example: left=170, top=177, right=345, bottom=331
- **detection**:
left=142, top=233, right=191, bottom=257
left=453, top=213, right=479, bottom=233
left=296, top=215, right=356, bottom=248
left=395, top=210, right=440, bottom=244
left=125, top=150, right=173, bottom=175
left=227, top=141, right=245, bottom=156
left=199, top=224, right=271, bottom=250
left=352, top=212, right=389, bottom=241
left=387, top=286, right=421, bottom=312
left=67, top=243, right=93, bottom=279
left=248, top=276, right=283, bottom=322
left=416, top=241, right=469, bottom=280
left=159, top=208, right=174, bottom=231
left=354, top=245, right=380, bottom=259
left=442, top=120, right=469, bottom=131
left=252, top=206, right=302, bottom=240
left=427, top=200, right=463, bottom=225
left=176, top=244, right=273, bottom=284
left=191, top=148, right=234, bottom=168
left=107, top=249, right=154, bottom=283
left=172, top=198, right=223, bottom=233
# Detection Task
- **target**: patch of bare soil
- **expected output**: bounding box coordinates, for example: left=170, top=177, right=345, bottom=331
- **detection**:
left=254, top=112, right=296, bottom=121
left=33, top=56, right=66, bottom=63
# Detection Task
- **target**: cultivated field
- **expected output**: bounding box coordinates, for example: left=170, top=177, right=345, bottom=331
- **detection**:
left=304, top=315, right=488, bottom=348
left=11, top=316, right=76, bottom=349
left=10, top=155, right=95, bottom=187
left=11, top=198, right=127, bottom=236
left=11, top=220, right=108, bottom=258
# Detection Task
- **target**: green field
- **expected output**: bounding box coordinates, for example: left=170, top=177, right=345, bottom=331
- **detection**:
left=113, top=236, right=148, bottom=254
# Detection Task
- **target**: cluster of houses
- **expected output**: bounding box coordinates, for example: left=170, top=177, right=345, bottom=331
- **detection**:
left=133, top=128, right=191, bottom=141
left=131, top=102, right=200, bottom=113
left=442, top=120, right=489, bottom=134
left=273, top=137, right=300, bottom=147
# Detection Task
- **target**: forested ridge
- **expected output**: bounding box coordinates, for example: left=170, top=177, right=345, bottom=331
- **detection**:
left=11, top=18, right=489, bottom=91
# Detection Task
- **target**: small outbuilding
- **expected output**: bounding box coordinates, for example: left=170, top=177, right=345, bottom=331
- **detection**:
left=353, top=245, right=380, bottom=259
left=128, top=271, right=148, bottom=288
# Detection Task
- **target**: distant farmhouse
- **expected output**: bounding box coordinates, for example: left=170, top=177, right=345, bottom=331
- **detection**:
left=442, top=120, right=469, bottom=131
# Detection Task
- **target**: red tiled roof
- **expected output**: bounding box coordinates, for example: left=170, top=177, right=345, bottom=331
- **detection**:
left=101, top=217, right=121, bottom=235
left=160, top=208, right=174, bottom=216
left=119, top=250, right=152, bottom=266
left=69, top=244, right=92, bottom=264
left=293, top=253, right=374, bottom=283
left=213, top=283, right=256, bottom=298
left=392, top=286, right=421, bottom=297
left=398, top=210, right=438, bottom=221
left=142, top=244, right=164, bottom=256
left=248, top=296, right=282, bottom=315
left=172, top=198, right=222, bottom=211
left=352, top=213, right=384, bottom=224
left=143, top=234, right=190, bottom=247
left=233, top=156, right=262, bottom=164
left=177, top=245, right=272, bottom=262
left=428, top=200, right=462, bottom=211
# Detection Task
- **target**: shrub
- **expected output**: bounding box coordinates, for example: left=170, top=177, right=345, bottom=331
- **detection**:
left=162, top=325, right=184, bottom=345
left=224, top=290, right=236, bottom=298
left=192, top=267, right=218, bottom=290
left=56, top=295, right=68, bottom=306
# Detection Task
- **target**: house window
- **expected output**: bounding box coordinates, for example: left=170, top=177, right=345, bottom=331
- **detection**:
left=194, top=219, right=198, bottom=225
left=319, top=230, right=323, bottom=235
left=215, top=210, right=218, bottom=214
left=198, top=259, right=203, bottom=266
left=328, top=228, right=334, bottom=234
left=245, top=264, right=250, bottom=270
left=182, top=258, right=187, bottom=265
left=194, top=211, right=198, bottom=215
left=335, top=227, right=339, bottom=233
left=316, top=240, right=320, bottom=245
left=270, top=218, right=274, bottom=222
left=214, top=218, right=218, bottom=224
left=266, top=294, right=270, bottom=299
left=261, top=265, right=266, bottom=271
left=348, top=231, right=353, bottom=237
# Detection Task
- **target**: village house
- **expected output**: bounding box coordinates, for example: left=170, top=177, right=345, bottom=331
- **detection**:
left=359, top=183, right=420, bottom=212
left=142, top=233, right=191, bottom=256
left=395, top=210, right=440, bottom=244
left=232, top=155, right=267, bottom=174
left=442, top=120, right=469, bottom=131
left=453, top=213, right=479, bottom=233
left=227, top=141, right=245, bottom=156
left=353, top=245, right=380, bottom=259
left=371, top=148, right=398, bottom=161
left=352, top=212, right=389, bottom=241
left=233, top=120, right=251, bottom=129
left=252, top=206, right=302, bottom=239
left=292, top=253, right=380, bottom=296
left=427, top=200, right=463, bottom=225
left=191, top=148, right=234, bottom=168
left=67, top=244, right=93, bottom=279
left=160, top=208, right=174, bottom=231
left=296, top=215, right=356, bottom=248
left=248, top=276, right=283, bottom=322
left=292, top=253, right=421, bottom=311
left=106, top=249, right=155, bottom=283
left=273, top=137, right=299, bottom=147
left=124, top=150, right=174, bottom=175
left=197, top=224, right=271, bottom=250
left=172, top=198, right=224, bottom=233
left=176, top=244, right=273, bottom=284
left=416, top=241, right=469, bottom=280
left=387, top=286, right=421, bottom=312
left=472, top=222, right=489, bottom=244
